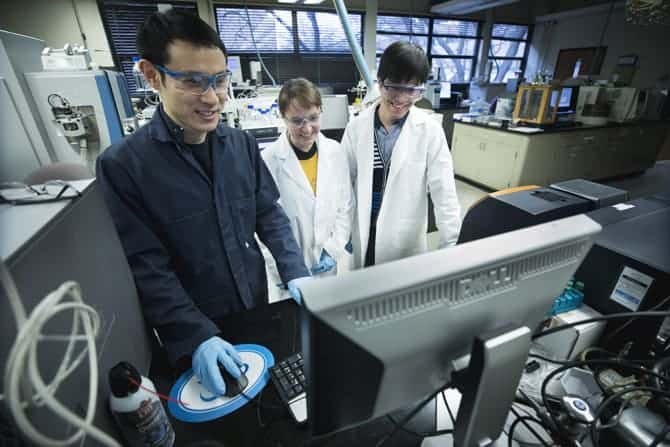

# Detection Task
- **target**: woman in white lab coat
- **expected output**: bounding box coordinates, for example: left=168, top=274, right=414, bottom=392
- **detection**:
left=341, top=42, right=461, bottom=268
left=261, top=78, right=353, bottom=293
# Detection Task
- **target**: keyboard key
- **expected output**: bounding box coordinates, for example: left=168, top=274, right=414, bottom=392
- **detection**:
left=290, top=378, right=298, bottom=386
left=283, top=367, right=291, bottom=374
left=295, top=384, right=303, bottom=393
left=298, top=374, right=306, bottom=383
left=280, top=378, right=289, bottom=388
left=286, top=388, right=296, bottom=399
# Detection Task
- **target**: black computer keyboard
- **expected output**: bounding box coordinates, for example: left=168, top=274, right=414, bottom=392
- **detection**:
left=269, top=352, right=308, bottom=423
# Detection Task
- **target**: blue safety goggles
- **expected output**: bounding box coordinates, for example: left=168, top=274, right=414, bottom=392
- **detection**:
left=155, top=65, right=232, bottom=96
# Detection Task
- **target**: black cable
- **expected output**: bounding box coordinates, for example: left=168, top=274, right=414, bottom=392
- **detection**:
left=540, top=359, right=670, bottom=445
left=441, top=391, right=456, bottom=426
left=603, top=295, right=670, bottom=345
left=385, top=415, right=453, bottom=438
left=649, top=423, right=670, bottom=447
left=507, top=415, right=546, bottom=447
left=508, top=405, right=550, bottom=447
left=589, top=386, right=670, bottom=447
left=533, top=311, right=670, bottom=340
left=528, top=352, right=653, bottom=367
left=375, top=384, right=450, bottom=447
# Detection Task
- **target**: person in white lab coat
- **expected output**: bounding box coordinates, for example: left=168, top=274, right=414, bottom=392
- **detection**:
left=261, top=78, right=353, bottom=292
left=341, top=41, right=461, bottom=268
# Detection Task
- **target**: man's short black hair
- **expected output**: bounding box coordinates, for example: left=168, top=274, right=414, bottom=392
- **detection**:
left=377, top=41, right=430, bottom=84
left=136, top=8, right=227, bottom=67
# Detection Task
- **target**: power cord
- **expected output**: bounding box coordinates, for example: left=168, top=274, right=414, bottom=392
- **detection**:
left=507, top=405, right=550, bottom=447
left=649, top=423, right=670, bottom=447
left=507, top=414, right=546, bottom=447
left=385, top=415, right=453, bottom=438
left=532, top=310, right=670, bottom=340
left=375, top=383, right=451, bottom=447
left=589, top=386, right=670, bottom=447
left=1, top=260, right=121, bottom=447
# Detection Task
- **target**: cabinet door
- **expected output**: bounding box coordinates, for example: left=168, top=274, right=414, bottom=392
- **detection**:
left=452, top=126, right=485, bottom=180
left=478, top=140, right=518, bottom=190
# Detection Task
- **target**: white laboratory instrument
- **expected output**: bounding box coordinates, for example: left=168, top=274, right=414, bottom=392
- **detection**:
left=25, top=70, right=136, bottom=172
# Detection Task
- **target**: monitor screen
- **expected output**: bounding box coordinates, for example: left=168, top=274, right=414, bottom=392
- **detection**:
left=559, top=87, right=574, bottom=108
left=227, top=55, right=243, bottom=84
left=298, top=214, right=601, bottom=444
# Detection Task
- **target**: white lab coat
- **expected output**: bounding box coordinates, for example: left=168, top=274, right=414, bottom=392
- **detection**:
left=341, top=103, right=461, bottom=268
left=261, top=132, right=354, bottom=291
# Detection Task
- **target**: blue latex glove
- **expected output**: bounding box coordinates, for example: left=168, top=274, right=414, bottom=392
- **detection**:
left=287, top=277, right=310, bottom=305
left=310, top=249, right=337, bottom=275
left=192, top=336, right=245, bottom=396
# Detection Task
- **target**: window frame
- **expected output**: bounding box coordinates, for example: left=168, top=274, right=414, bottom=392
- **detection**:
left=375, top=13, right=431, bottom=56
left=98, top=0, right=199, bottom=95
left=429, top=17, right=482, bottom=85
left=487, top=22, right=533, bottom=84
left=214, top=4, right=364, bottom=56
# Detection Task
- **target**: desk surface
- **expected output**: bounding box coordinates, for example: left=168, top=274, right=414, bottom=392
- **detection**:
left=150, top=300, right=437, bottom=447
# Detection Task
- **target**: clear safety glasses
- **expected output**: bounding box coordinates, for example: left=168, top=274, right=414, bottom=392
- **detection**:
left=285, top=113, right=321, bottom=128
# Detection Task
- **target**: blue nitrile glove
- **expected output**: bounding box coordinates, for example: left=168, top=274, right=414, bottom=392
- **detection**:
left=287, top=277, right=310, bottom=305
left=310, top=249, right=337, bottom=275
left=193, top=336, right=245, bottom=396
left=345, top=240, right=353, bottom=254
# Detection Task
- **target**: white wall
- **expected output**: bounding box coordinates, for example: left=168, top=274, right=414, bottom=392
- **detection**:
left=0, top=0, right=114, bottom=67
left=526, top=3, right=670, bottom=88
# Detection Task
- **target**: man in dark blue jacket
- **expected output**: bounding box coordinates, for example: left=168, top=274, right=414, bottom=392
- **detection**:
left=97, top=9, right=309, bottom=396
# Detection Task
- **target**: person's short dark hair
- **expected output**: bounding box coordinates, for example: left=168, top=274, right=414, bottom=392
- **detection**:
left=377, top=41, right=430, bottom=85
left=277, top=78, right=322, bottom=116
left=136, top=8, right=227, bottom=68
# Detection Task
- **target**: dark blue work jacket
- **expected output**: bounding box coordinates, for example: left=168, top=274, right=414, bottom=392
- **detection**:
left=97, top=110, right=309, bottom=364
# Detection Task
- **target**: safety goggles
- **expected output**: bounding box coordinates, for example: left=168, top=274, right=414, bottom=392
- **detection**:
left=285, top=112, right=321, bottom=128
left=381, top=82, right=426, bottom=98
left=155, top=65, right=232, bottom=96
left=0, top=180, right=82, bottom=205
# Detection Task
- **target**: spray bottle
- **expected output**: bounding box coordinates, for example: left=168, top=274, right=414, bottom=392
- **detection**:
left=109, top=361, right=175, bottom=447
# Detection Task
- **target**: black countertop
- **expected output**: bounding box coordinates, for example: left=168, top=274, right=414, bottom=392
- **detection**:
left=454, top=119, right=669, bottom=134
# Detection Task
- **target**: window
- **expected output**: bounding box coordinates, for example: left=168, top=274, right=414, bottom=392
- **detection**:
left=488, top=23, right=530, bottom=84
left=214, top=6, right=363, bottom=89
left=216, top=8, right=294, bottom=53
left=99, top=1, right=198, bottom=95
left=430, top=19, right=480, bottom=83
left=376, top=15, right=430, bottom=56
left=297, top=11, right=362, bottom=54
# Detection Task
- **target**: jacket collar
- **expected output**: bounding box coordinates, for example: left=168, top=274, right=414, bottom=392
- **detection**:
left=276, top=132, right=321, bottom=160
left=364, top=100, right=429, bottom=130
left=149, top=104, right=231, bottom=147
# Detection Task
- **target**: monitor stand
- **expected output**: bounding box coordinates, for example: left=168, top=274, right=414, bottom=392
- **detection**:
left=452, top=325, right=532, bottom=447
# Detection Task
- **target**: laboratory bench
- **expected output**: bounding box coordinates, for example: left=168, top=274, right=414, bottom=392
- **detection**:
left=451, top=120, right=669, bottom=191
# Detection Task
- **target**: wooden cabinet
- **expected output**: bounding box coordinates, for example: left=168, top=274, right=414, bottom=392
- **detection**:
left=451, top=122, right=667, bottom=190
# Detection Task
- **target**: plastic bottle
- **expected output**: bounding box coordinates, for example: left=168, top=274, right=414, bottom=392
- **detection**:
left=109, top=361, right=175, bottom=447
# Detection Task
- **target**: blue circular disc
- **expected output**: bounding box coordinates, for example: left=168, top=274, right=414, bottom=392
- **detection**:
left=168, top=344, right=275, bottom=422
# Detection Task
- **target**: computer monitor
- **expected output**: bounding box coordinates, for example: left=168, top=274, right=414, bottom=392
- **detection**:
left=559, top=87, right=573, bottom=108
left=298, top=214, right=601, bottom=444
left=227, top=55, right=243, bottom=84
